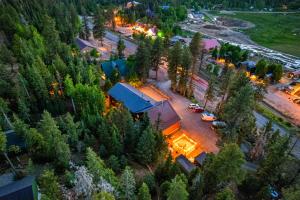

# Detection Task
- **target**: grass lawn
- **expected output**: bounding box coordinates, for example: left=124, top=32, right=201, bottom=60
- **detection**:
left=222, top=13, right=300, bottom=57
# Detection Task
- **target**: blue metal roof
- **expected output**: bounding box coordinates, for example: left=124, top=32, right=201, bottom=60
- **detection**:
left=101, top=59, right=127, bottom=78
left=108, top=83, right=156, bottom=113
left=0, top=176, right=37, bottom=200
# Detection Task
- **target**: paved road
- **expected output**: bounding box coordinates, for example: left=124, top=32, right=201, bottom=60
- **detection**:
left=104, top=30, right=137, bottom=55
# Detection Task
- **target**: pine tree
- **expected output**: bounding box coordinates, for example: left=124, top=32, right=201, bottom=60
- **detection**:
left=167, top=175, right=189, bottom=200
left=41, top=15, right=61, bottom=64
left=138, top=183, right=151, bottom=200
left=257, top=131, right=289, bottom=185
left=204, top=76, right=215, bottom=109
left=222, top=84, right=256, bottom=143
left=151, top=37, right=164, bottom=80
left=136, top=127, right=156, bottom=165
left=85, top=148, right=120, bottom=189
left=38, top=111, right=70, bottom=167
left=39, top=170, right=61, bottom=200
left=117, top=37, right=126, bottom=58
left=121, top=166, right=136, bottom=200
left=59, top=113, right=81, bottom=149
left=188, top=32, right=202, bottom=97
left=177, top=47, right=191, bottom=96
left=136, top=42, right=151, bottom=81
left=93, top=11, right=106, bottom=46
left=204, top=143, right=245, bottom=193
left=168, top=42, right=182, bottom=91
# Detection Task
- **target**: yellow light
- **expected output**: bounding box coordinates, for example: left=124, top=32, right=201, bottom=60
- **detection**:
left=250, top=75, right=257, bottom=80
left=172, top=134, right=197, bottom=155
left=216, top=58, right=225, bottom=64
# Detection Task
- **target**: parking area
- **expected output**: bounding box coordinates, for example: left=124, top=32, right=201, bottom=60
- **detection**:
left=139, top=83, right=219, bottom=157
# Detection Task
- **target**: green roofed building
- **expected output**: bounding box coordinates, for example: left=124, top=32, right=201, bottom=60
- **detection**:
left=100, top=59, right=127, bottom=79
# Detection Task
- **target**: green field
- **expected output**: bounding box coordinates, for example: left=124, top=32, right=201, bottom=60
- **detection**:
left=222, top=13, right=300, bottom=57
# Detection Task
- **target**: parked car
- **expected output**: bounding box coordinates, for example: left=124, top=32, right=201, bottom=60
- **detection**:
left=293, top=98, right=300, bottom=105
left=192, top=106, right=204, bottom=113
left=188, top=103, right=200, bottom=109
left=269, top=186, right=279, bottom=199
left=201, top=112, right=216, bottom=121
left=211, top=121, right=227, bottom=129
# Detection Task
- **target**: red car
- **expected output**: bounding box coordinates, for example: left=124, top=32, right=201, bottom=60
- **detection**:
left=191, top=106, right=204, bottom=113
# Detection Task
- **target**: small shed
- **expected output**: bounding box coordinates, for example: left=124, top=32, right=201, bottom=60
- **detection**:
left=176, top=155, right=196, bottom=174
left=0, top=176, right=38, bottom=200
left=194, top=152, right=207, bottom=167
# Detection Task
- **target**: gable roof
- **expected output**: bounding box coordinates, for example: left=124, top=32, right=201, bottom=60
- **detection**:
left=108, top=83, right=156, bottom=113
left=75, top=38, right=97, bottom=50
left=0, top=176, right=37, bottom=200
left=194, top=152, right=207, bottom=166
left=176, top=155, right=196, bottom=173
left=147, top=100, right=180, bottom=130
left=101, top=59, right=127, bottom=78
left=202, top=39, right=220, bottom=51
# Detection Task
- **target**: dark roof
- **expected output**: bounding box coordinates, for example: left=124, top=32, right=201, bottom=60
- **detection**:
left=75, top=38, right=97, bottom=50
left=101, top=59, right=127, bottom=78
left=176, top=155, right=196, bottom=173
left=108, top=83, right=156, bottom=113
left=4, top=130, right=26, bottom=149
left=147, top=100, right=180, bottom=130
left=0, top=176, right=37, bottom=200
left=194, top=152, right=207, bottom=166
left=240, top=61, right=256, bottom=69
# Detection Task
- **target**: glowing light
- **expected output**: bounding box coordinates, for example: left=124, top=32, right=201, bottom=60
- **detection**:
left=157, top=31, right=164, bottom=38
left=250, top=75, right=257, bottom=81
left=172, top=134, right=197, bottom=156
left=216, top=58, right=225, bottom=64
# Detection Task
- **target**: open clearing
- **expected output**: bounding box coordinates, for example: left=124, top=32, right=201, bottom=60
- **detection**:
left=220, top=13, right=300, bottom=57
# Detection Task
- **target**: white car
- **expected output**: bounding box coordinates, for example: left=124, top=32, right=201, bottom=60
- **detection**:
left=201, top=112, right=217, bottom=121
left=188, top=103, right=200, bottom=109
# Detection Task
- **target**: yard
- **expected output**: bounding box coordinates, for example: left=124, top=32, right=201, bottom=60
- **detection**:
left=222, top=13, right=300, bottom=57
